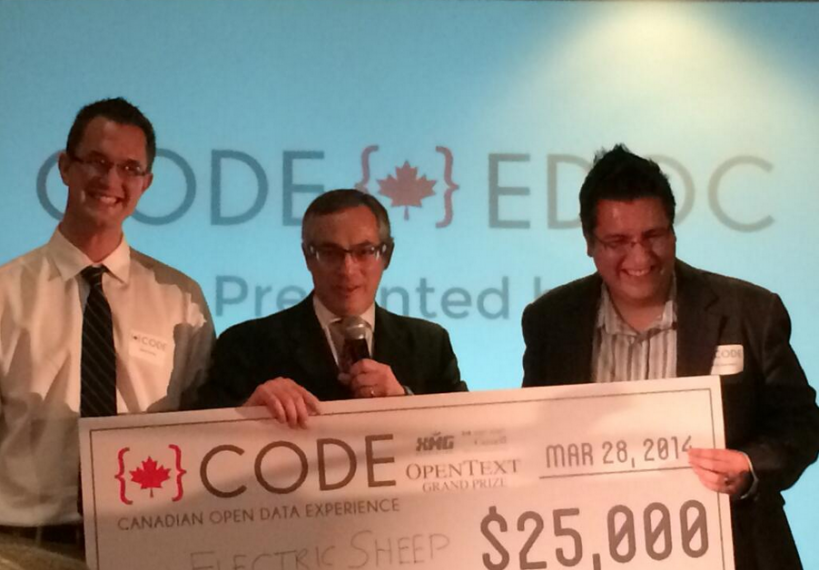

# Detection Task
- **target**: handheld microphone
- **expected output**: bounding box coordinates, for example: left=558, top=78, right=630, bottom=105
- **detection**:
left=340, top=316, right=370, bottom=371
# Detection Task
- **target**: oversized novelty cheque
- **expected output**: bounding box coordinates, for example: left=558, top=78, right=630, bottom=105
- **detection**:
left=80, top=377, right=734, bottom=570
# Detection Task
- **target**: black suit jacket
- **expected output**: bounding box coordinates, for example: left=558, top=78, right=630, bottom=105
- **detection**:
left=191, top=295, right=466, bottom=408
left=522, top=261, right=819, bottom=570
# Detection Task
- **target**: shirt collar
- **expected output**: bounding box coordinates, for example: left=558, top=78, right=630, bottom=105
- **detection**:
left=312, top=294, right=376, bottom=331
left=46, top=228, right=131, bottom=284
left=597, top=273, right=677, bottom=336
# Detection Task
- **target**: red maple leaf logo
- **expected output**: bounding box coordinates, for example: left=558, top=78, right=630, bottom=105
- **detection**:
left=130, top=457, right=171, bottom=498
left=378, top=162, right=436, bottom=220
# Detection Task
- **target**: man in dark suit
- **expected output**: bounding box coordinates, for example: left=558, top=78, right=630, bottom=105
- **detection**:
left=522, top=145, right=819, bottom=570
left=192, top=189, right=465, bottom=426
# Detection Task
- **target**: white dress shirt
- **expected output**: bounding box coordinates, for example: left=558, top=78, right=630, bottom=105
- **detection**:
left=0, top=229, right=214, bottom=526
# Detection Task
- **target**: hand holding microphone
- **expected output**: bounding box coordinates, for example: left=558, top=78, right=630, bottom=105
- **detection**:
left=336, top=316, right=405, bottom=398
left=337, top=316, right=370, bottom=372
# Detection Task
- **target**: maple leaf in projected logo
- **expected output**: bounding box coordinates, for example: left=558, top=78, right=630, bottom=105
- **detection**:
left=129, top=457, right=171, bottom=498
left=378, top=161, right=436, bottom=220
left=356, top=146, right=459, bottom=228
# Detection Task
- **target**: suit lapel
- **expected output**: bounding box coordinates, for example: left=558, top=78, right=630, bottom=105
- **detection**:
left=676, top=262, right=723, bottom=377
left=372, top=306, right=412, bottom=384
left=563, top=275, right=599, bottom=384
left=287, top=296, right=339, bottom=386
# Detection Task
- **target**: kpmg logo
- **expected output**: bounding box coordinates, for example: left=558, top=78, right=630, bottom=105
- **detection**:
left=115, top=445, right=186, bottom=505
left=416, top=432, right=456, bottom=453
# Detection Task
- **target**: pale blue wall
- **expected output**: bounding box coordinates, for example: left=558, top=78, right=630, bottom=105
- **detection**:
left=2, top=1, right=817, bottom=565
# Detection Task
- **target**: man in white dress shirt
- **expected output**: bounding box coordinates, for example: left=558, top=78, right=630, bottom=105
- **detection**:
left=0, top=98, right=214, bottom=557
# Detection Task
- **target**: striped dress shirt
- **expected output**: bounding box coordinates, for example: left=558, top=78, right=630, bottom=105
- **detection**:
left=592, top=280, right=677, bottom=383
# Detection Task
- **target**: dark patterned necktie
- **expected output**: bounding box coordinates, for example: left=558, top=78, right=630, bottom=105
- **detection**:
left=80, top=265, right=117, bottom=417
left=329, top=319, right=350, bottom=372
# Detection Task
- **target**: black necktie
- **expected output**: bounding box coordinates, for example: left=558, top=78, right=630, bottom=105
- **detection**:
left=80, top=265, right=117, bottom=417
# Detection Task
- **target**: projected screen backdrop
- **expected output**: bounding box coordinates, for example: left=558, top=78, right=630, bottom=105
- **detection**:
left=2, top=0, right=818, bottom=565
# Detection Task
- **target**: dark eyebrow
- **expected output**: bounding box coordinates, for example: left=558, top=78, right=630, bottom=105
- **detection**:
left=597, top=233, right=629, bottom=241
left=82, top=151, right=144, bottom=166
left=600, top=226, right=667, bottom=239
left=82, top=151, right=108, bottom=160
left=315, top=241, right=378, bottom=249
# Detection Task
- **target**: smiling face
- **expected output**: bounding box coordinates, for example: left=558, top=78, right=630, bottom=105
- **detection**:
left=58, top=116, right=153, bottom=239
left=587, top=198, right=676, bottom=313
left=303, top=205, right=388, bottom=317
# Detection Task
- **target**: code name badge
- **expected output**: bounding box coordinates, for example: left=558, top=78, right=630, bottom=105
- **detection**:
left=128, top=331, right=171, bottom=366
left=710, top=344, right=744, bottom=375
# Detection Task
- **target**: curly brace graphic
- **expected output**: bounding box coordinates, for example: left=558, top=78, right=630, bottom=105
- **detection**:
left=355, top=145, right=380, bottom=194
left=435, top=146, right=459, bottom=228
left=356, top=145, right=459, bottom=227
left=115, top=444, right=185, bottom=504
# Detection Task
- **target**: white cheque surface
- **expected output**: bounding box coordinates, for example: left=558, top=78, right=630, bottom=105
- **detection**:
left=79, top=377, right=734, bottom=570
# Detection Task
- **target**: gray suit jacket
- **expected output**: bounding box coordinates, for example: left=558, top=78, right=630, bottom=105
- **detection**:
left=522, top=260, right=819, bottom=570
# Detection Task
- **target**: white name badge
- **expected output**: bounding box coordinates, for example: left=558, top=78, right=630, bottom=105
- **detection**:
left=128, top=331, right=171, bottom=366
left=80, top=377, right=734, bottom=570
left=710, top=344, right=744, bottom=375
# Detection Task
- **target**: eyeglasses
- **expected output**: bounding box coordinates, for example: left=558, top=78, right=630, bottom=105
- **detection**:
left=593, top=227, right=673, bottom=256
left=304, top=242, right=390, bottom=267
left=69, top=153, right=148, bottom=180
